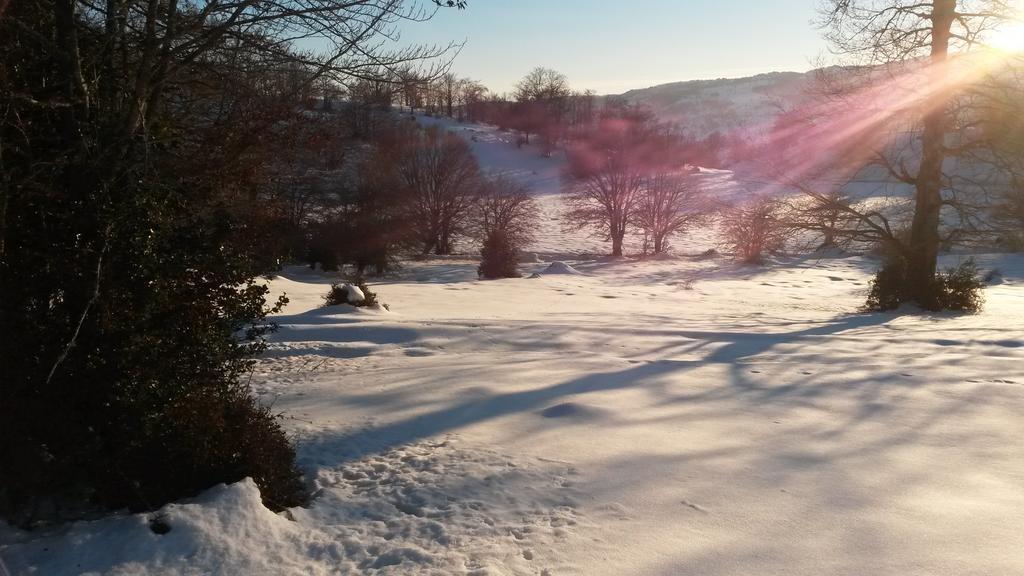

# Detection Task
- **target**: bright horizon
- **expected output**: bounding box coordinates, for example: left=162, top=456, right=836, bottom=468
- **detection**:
left=398, top=0, right=830, bottom=94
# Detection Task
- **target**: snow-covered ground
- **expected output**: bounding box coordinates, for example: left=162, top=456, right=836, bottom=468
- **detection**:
left=4, top=117, right=1024, bottom=576
left=618, top=71, right=814, bottom=139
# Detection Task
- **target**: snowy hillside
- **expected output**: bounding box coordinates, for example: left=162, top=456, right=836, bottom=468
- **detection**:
left=617, top=71, right=814, bottom=138
left=4, top=115, right=1024, bottom=576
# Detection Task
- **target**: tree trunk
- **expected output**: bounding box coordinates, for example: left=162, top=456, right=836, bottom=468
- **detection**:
left=54, top=0, right=89, bottom=137
left=653, top=234, right=664, bottom=254
left=611, top=233, right=624, bottom=257
left=434, top=229, right=451, bottom=255
left=906, top=0, right=955, bottom=304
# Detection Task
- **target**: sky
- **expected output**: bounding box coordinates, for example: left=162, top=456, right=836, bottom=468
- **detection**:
left=396, top=0, right=831, bottom=95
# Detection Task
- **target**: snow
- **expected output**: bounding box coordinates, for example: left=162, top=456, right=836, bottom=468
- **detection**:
left=619, top=71, right=814, bottom=138
left=540, top=261, right=584, bottom=275
left=4, top=114, right=1024, bottom=575
left=8, top=249, right=1022, bottom=575
left=342, top=283, right=365, bottom=304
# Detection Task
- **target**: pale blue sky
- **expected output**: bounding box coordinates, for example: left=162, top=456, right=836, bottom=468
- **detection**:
left=398, top=1, right=830, bottom=94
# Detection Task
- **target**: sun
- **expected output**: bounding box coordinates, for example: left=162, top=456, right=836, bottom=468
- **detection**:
left=988, top=20, right=1024, bottom=53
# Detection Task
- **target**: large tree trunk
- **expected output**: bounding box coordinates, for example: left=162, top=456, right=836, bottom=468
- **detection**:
left=906, top=0, right=955, bottom=304
left=611, top=229, right=624, bottom=257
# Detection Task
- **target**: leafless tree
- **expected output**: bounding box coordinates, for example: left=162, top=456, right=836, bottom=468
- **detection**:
left=439, top=72, right=459, bottom=117
left=460, top=80, right=488, bottom=122
left=473, top=175, right=538, bottom=247
left=814, top=0, right=1021, bottom=305
left=633, top=172, right=709, bottom=254
left=563, top=116, right=664, bottom=256
left=722, top=197, right=789, bottom=265
left=513, top=67, right=571, bottom=152
left=396, top=125, right=481, bottom=254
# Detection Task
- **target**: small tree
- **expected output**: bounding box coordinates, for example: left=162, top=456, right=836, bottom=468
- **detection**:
left=474, top=175, right=538, bottom=244
left=722, top=197, right=788, bottom=264
left=633, top=172, right=708, bottom=254
left=782, top=189, right=863, bottom=252
left=478, top=229, right=521, bottom=279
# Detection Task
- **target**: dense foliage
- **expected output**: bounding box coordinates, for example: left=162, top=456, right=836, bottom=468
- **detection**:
left=478, top=230, right=522, bottom=279
left=0, top=0, right=455, bottom=525
left=865, top=258, right=985, bottom=312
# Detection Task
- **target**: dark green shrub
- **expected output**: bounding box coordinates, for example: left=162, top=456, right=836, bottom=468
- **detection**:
left=935, top=259, right=985, bottom=312
left=0, top=184, right=307, bottom=526
left=93, top=385, right=306, bottom=513
left=865, top=258, right=984, bottom=312
left=324, top=281, right=382, bottom=308
left=478, top=230, right=521, bottom=279
left=864, top=259, right=908, bottom=311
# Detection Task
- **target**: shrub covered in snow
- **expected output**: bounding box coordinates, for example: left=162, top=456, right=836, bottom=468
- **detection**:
left=865, top=258, right=985, bottom=312
left=324, top=281, right=382, bottom=307
left=478, top=230, right=521, bottom=279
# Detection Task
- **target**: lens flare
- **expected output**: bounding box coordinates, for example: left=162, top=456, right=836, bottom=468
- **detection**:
left=988, top=20, right=1024, bottom=53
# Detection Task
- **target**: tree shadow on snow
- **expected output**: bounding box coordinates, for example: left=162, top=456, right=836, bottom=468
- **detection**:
left=299, top=311, right=900, bottom=466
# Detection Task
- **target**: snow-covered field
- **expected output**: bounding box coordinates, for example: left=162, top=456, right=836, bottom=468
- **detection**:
left=4, top=118, right=1024, bottom=576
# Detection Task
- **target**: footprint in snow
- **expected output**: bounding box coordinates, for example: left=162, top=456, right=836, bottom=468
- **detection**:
left=993, top=340, right=1023, bottom=348
left=680, top=499, right=708, bottom=514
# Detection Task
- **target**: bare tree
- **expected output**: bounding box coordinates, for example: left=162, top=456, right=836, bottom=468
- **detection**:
left=460, top=80, right=488, bottom=122
left=397, top=125, right=481, bottom=254
left=513, top=67, right=571, bottom=153
left=474, top=175, right=538, bottom=246
left=815, top=0, right=1021, bottom=305
left=563, top=115, right=663, bottom=256
left=722, top=197, right=789, bottom=265
left=633, top=172, right=709, bottom=254
left=439, top=72, right=459, bottom=117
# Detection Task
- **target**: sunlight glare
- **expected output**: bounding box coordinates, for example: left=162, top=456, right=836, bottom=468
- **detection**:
left=989, top=20, right=1024, bottom=53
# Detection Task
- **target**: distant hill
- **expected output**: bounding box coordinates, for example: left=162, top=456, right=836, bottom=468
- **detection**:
left=614, top=70, right=816, bottom=138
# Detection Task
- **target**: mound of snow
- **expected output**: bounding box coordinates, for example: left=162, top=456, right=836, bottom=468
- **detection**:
left=0, top=478, right=322, bottom=576
left=342, top=283, right=364, bottom=304
left=541, top=261, right=583, bottom=275
left=2, top=441, right=592, bottom=575
left=540, top=402, right=606, bottom=420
